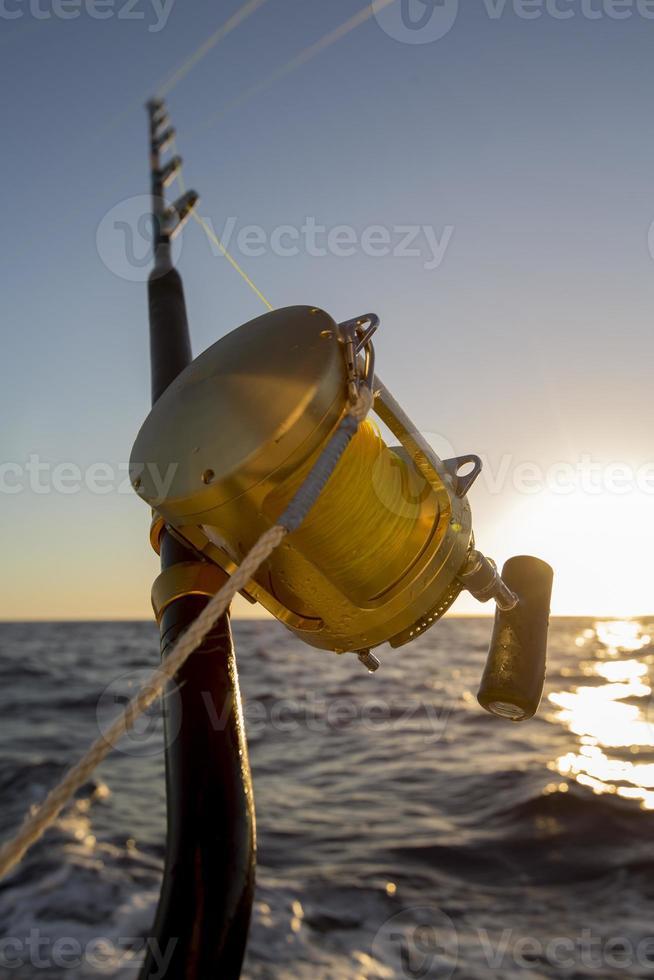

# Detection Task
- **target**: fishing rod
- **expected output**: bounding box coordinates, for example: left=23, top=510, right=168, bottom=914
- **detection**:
left=138, top=99, right=255, bottom=980
left=134, top=97, right=554, bottom=977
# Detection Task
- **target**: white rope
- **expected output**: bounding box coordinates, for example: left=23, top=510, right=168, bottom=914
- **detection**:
left=0, top=388, right=373, bottom=881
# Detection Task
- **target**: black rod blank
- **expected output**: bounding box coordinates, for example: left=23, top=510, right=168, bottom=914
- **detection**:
left=139, top=539, right=256, bottom=980
left=139, top=99, right=255, bottom=980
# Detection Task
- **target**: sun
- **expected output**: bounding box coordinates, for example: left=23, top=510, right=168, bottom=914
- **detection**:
left=490, top=478, right=654, bottom=617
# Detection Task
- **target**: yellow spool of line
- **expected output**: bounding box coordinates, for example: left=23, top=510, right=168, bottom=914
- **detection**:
left=131, top=306, right=471, bottom=652
left=269, top=420, right=440, bottom=605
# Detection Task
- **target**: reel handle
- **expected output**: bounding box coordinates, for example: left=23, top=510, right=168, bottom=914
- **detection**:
left=478, top=555, right=554, bottom=722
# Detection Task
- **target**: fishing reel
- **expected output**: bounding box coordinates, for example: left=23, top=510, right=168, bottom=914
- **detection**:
left=130, top=306, right=553, bottom=721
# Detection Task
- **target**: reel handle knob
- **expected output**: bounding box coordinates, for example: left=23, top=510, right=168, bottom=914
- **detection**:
left=477, top=555, right=553, bottom=722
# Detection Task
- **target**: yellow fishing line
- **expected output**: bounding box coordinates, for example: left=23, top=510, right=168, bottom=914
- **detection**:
left=157, top=0, right=270, bottom=98
left=93, top=0, right=269, bottom=144
left=173, top=140, right=274, bottom=311
left=201, top=0, right=399, bottom=129
left=269, top=420, right=439, bottom=604
left=158, top=1, right=401, bottom=306
left=192, top=211, right=274, bottom=311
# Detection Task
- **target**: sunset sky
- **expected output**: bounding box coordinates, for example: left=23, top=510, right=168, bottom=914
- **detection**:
left=2, top=0, right=654, bottom=620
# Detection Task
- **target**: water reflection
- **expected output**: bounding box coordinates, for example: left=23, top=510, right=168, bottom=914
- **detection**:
left=549, top=620, right=654, bottom=809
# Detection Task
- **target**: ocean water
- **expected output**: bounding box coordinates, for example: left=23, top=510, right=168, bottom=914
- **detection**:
left=1, top=617, right=654, bottom=979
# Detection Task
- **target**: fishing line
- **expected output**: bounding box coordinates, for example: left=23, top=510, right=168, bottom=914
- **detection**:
left=200, top=0, right=398, bottom=129
left=191, top=211, right=274, bottom=311
left=92, top=0, right=270, bottom=145
left=157, top=0, right=271, bottom=98
left=174, top=140, right=274, bottom=310
left=269, top=419, right=439, bottom=601
left=172, top=0, right=399, bottom=306
left=193, top=212, right=275, bottom=310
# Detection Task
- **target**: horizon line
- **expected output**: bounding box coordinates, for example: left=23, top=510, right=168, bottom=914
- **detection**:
left=1, top=613, right=652, bottom=624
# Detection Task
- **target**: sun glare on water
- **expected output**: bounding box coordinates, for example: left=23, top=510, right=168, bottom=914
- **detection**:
left=549, top=620, right=654, bottom=809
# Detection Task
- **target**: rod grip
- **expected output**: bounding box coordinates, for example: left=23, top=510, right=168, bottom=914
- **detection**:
left=477, top=555, right=553, bottom=722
